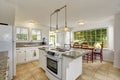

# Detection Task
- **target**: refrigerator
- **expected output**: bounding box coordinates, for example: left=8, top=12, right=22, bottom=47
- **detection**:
left=0, top=24, right=15, bottom=80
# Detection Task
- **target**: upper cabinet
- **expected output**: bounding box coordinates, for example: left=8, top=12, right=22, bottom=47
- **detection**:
left=32, top=29, right=41, bottom=41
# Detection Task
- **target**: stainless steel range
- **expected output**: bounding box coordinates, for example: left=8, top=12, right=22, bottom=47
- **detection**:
left=46, top=49, right=65, bottom=80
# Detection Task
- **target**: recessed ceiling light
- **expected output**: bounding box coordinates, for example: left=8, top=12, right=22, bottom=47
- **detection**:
left=77, top=20, right=86, bottom=25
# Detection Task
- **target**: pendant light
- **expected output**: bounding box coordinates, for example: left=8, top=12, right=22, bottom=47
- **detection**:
left=64, top=5, right=69, bottom=31
left=49, top=15, right=52, bottom=33
left=49, top=5, right=69, bottom=33
left=56, top=11, right=59, bottom=33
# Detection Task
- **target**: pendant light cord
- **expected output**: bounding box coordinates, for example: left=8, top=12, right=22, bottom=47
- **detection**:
left=56, top=12, right=58, bottom=30
left=50, top=15, right=52, bottom=31
left=65, top=5, right=67, bottom=27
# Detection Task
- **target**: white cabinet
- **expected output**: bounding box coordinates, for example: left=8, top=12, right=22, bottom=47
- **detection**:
left=16, top=48, right=26, bottom=64
left=26, top=47, right=39, bottom=62
left=16, top=47, right=39, bottom=64
left=39, top=50, right=46, bottom=70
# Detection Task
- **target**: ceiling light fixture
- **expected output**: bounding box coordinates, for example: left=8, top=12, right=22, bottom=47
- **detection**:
left=77, top=20, right=86, bottom=25
left=49, top=5, right=69, bottom=33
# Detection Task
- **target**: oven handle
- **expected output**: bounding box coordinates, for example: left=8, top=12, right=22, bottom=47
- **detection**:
left=46, top=55, right=60, bottom=61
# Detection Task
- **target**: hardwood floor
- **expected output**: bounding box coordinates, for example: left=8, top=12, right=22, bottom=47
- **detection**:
left=13, top=60, right=120, bottom=80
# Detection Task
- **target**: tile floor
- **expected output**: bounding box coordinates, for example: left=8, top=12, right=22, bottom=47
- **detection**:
left=13, top=60, right=120, bottom=80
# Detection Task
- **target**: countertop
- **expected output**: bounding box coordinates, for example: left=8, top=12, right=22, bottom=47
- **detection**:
left=38, top=47, right=92, bottom=59
left=0, top=51, right=8, bottom=80
left=16, top=45, right=50, bottom=48
left=62, top=48, right=92, bottom=59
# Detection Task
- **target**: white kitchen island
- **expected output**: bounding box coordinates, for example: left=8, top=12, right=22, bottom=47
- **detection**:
left=62, top=54, right=82, bottom=80
left=38, top=47, right=91, bottom=80
left=62, top=49, right=91, bottom=80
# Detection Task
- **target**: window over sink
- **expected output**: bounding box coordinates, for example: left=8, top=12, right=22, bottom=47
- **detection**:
left=32, top=29, right=41, bottom=41
left=16, top=27, right=29, bottom=41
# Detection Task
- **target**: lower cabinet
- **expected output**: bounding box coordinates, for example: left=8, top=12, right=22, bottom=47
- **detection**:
left=39, top=50, right=46, bottom=70
left=16, top=47, right=39, bottom=64
left=16, top=48, right=26, bottom=64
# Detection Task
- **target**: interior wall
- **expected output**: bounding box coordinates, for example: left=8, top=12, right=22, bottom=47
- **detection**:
left=0, top=0, right=15, bottom=25
left=114, top=12, right=120, bottom=51
left=0, top=0, right=15, bottom=79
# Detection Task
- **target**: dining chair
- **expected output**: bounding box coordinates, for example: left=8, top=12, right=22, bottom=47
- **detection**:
left=73, top=42, right=80, bottom=48
left=82, top=48, right=94, bottom=63
left=93, top=42, right=103, bottom=62
left=81, top=42, right=93, bottom=63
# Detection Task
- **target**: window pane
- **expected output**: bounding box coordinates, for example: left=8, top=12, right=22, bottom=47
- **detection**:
left=74, top=28, right=107, bottom=48
left=16, top=28, right=20, bottom=34
left=32, top=29, right=41, bottom=40
left=16, top=27, right=28, bottom=41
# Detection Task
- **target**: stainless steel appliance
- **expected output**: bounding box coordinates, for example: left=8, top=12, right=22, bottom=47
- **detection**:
left=46, top=51, right=62, bottom=80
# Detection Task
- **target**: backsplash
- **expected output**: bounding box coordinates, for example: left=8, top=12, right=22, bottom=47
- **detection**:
left=16, top=42, right=43, bottom=47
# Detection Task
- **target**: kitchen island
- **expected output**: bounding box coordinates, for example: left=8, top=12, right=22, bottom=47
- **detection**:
left=38, top=47, right=91, bottom=80
left=62, top=48, right=91, bottom=80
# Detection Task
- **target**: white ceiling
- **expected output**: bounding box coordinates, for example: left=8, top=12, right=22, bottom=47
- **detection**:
left=9, top=0, right=120, bottom=27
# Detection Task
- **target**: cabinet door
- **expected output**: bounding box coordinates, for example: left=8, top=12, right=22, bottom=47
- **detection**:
left=26, top=48, right=39, bottom=62
left=26, top=50, right=33, bottom=62
left=32, top=49, right=39, bottom=60
left=16, top=50, right=26, bottom=64
left=39, top=50, right=46, bottom=70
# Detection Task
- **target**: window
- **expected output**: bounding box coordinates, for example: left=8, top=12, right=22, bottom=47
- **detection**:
left=32, top=29, right=41, bottom=41
left=65, top=32, right=71, bottom=44
left=74, top=28, right=107, bottom=48
left=16, top=27, right=29, bottom=41
left=49, top=32, right=57, bottom=45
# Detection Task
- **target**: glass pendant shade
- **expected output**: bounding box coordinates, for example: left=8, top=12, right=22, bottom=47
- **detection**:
left=64, top=26, right=69, bottom=31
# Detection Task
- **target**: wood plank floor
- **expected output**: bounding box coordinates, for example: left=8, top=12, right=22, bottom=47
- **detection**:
left=13, top=60, right=120, bottom=80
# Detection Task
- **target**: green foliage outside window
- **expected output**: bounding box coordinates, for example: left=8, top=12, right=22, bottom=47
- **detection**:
left=74, top=28, right=107, bottom=48
left=17, top=34, right=28, bottom=40
left=16, top=27, right=28, bottom=41
left=32, top=35, right=37, bottom=40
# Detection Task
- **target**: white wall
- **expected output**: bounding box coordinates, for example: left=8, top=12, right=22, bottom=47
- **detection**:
left=0, top=0, right=15, bottom=79
left=114, top=12, right=120, bottom=51
left=0, top=0, right=15, bottom=25
left=113, top=12, right=120, bottom=68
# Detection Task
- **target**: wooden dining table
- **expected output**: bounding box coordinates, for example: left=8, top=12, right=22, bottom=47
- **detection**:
left=82, top=47, right=95, bottom=63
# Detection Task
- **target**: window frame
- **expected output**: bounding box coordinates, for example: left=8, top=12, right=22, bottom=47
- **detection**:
left=49, top=32, right=57, bottom=45
left=31, top=28, right=42, bottom=42
left=73, top=28, right=108, bottom=48
left=16, top=27, right=29, bottom=42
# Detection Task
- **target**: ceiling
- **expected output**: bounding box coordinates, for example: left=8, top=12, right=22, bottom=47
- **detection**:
left=8, top=0, right=120, bottom=27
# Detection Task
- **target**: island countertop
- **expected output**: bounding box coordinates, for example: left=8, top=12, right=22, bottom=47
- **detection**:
left=38, top=47, right=92, bottom=59
left=62, top=48, right=92, bottom=59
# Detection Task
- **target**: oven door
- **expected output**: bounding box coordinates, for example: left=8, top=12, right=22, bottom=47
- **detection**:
left=46, top=55, right=62, bottom=79
left=47, top=57, right=58, bottom=74
left=47, top=55, right=58, bottom=74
